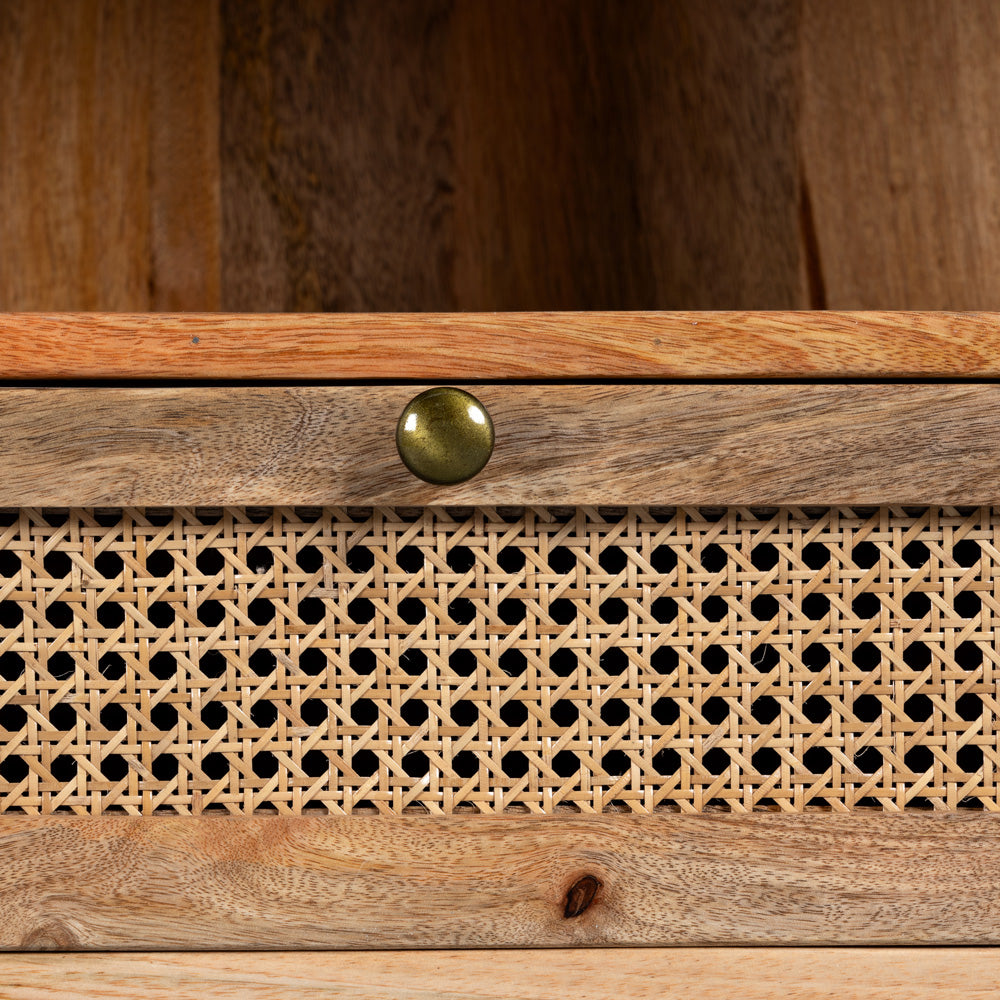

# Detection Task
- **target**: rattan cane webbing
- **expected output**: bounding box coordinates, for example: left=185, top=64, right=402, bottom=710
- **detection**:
left=0, top=505, right=997, bottom=815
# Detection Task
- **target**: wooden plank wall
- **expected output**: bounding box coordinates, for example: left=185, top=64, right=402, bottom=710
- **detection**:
left=800, top=1, right=1000, bottom=310
left=221, top=0, right=803, bottom=312
left=0, top=0, right=220, bottom=311
left=1, top=0, right=999, bottom=313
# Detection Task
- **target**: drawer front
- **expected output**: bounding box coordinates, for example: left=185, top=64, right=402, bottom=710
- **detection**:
left=2, top=503, right=1000, bottom=948
left=4, top=315, right=1000, bottom=951
left=1, top=382, right=999, bottom=505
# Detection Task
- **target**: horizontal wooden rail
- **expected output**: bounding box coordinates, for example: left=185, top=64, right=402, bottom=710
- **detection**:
left=1, top=383, right=999, bottom=505
left=1, top=812, right=1000, bottom=949
left=3, top=947, right=1000, bottom=998
left=1, top=312, right=999, bottom=380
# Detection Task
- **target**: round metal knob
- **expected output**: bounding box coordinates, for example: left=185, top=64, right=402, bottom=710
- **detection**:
left=396, top=387, right=494, bottom=485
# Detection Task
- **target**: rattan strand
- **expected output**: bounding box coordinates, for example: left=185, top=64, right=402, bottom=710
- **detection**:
left=0, top=506, right=996, bottom=815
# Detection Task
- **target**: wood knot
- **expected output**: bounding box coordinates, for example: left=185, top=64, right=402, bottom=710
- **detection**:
left=22, top=920, right=78, bottom=950
left=563, top=874, right=602, bottom=918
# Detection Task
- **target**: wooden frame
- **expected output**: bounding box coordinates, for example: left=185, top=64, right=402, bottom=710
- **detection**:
left=4, top=812, right=1000, bottom=949
left=2, top=312, right=1000, bottom=962
left=2, top=311, right=1000, bottom=380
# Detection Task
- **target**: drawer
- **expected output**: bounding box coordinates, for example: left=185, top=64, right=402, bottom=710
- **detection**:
left=3, top=382, right=1000, bottom=505
left=2, top=312, right=1000, bottom=952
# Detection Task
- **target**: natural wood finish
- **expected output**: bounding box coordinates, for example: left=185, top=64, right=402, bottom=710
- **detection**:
left=3, top=949, right=1000, bottom=999
left=0, top=0, right=220, bottom=311
left=221, top=1, right=805, bottom=312
left=221, top=0, right=454, bottom=312
left=7, top=2, right=1000, bottom=314
left=148, top=2, right=222, bottom=312
left=801, top=0, right=1000, bottom=309
left=2, top=813, right=1000, bottom=949
left=3, top=312, right=1000, bottom=380
left=448, top=1, right=805, bottom=312
left=2, top=382, right=1000, bottom=506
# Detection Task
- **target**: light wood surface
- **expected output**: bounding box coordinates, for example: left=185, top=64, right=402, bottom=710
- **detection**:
left=3, top=948, right=1000, bottom=999
left=2, top=381, right=1000, bottom=506
left=2, top=813, right=1000, bottom=950
left=2, top=312, right=1000, bottom=380
left=0, top=1, right=220, bottom=312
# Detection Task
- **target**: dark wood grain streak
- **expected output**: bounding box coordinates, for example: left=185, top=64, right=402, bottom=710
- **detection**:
left=149, top=0, right=222, bottom=311
left=2, top=813, right=1000, bottom=949
left=220, top=1, right=806, bottom=311
left=220, top=0, right=455, bottom=312
left=610, top=0, right=803, bottom=310
left=1, top=383, right=1000, bottom=506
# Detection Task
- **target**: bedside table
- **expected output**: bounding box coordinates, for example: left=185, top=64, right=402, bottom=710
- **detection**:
left=5, top=0, right=1000, bottom=993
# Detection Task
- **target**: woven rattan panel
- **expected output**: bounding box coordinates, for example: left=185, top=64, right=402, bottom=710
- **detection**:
left=0, top=506, right=996, bottom=815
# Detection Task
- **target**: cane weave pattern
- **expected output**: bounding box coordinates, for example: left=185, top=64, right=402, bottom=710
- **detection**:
left=0, top=506, right=997, bottom=815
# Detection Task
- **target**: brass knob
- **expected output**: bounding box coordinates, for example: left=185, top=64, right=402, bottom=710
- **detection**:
left=396, top=387, right=495, bottom=485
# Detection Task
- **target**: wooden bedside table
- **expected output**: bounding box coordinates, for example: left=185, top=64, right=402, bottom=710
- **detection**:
left=1, top=311, right=1000, bottom=983
left=5, top=1, right=1000, bottom=995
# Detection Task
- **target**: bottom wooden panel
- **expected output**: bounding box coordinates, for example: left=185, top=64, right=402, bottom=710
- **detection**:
left=1, top=949, right=997, bottom=999
left=1, top=813, right=1000, bottom=949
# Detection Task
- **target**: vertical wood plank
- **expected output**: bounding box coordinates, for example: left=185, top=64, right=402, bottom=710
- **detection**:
left=150, top=1, right=222, bottom=311
left=451, top=0, right=805, bottom=311
left=801, top=0, right=1000, bottom=309
left=449, top=1, right=658, bottom=310
left=220, top=0, right=456, bottom=311
left=624, top=0, right=806, bottom=310
left=0, top=1, right=151, bottom=311
left=220, top=0, right=806, bottom=312
left=0, top=0, right=220, bottom=311
left=10, top=1, right=1000, bottom=314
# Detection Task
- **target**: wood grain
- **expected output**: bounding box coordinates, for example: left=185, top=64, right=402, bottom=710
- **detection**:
left=1, top=812, right=1000, bottom=949
left=3, top=948, right=1000, bottom=999
left=0, top=0, right=220, bottom=311
left=1, top=382, right=1000, bottom=507
left=3, top=311, right=1000, bottom=380
left=221, top=1, right=806, bottom=311
left=449, top=1, right=805, bottom=312
left=148, top=1, right=222, bottom=312
left=221, top=0, right=454, bottom=312
left=801, top=1, right=1000, bottom=309
left=7, top=1, right=1000, bottom=314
